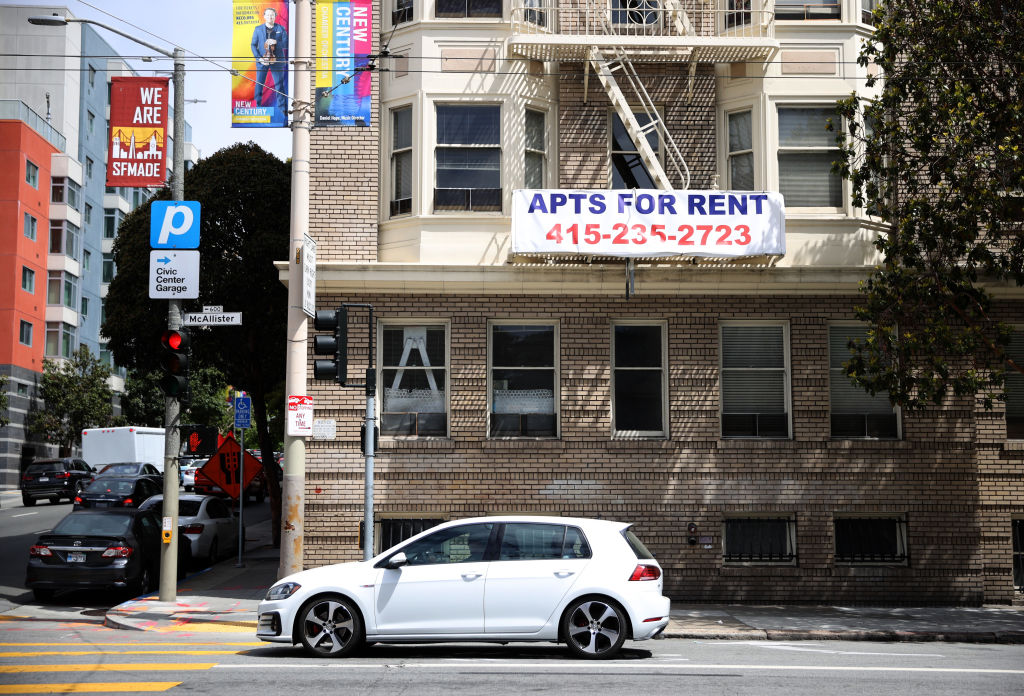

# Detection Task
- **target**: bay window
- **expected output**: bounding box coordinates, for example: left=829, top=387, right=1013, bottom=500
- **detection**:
left=434, top=105, right=501, bottom=212
left=778, top=106, right=842, bottom=208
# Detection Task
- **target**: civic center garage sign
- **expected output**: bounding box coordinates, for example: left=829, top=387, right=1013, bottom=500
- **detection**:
left=512, top=190, right=785, bottom=258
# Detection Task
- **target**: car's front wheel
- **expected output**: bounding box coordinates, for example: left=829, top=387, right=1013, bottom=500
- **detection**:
left=562, top=597, right=627, bottom=659
left=297, top=594, right=363, bottom=658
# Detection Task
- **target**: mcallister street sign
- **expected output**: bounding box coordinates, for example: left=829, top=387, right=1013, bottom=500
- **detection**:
left=182, top=312, right=242, bottom=326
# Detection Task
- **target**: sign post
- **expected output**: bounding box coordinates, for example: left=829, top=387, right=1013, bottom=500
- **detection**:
left=233, top=395, right=252, bottom=567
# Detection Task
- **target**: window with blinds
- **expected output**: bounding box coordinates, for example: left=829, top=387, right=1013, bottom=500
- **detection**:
left=435, top=104, right=502, bottom=212
left=777, top=106, right=842, bottom=208
left=1007, top=329, right=1024, bottom=439
left=720, top=323, right=790, bottom=438
left=829, top=325, right=898, bottom=438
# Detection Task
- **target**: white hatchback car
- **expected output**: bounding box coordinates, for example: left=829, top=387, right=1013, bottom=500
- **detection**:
left=257, top=516, right=669, bottom=659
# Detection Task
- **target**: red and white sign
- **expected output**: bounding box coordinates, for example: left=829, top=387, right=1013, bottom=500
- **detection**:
left=200, top=436, right=262, bottom=500
left=287, top=395, right=314, bottom=437
left=512, top=189, right=786, bottom=258
left=106, top=77, right=169, bottom=187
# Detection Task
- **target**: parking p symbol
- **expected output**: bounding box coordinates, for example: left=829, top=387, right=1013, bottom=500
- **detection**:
left=150, top=200, right=201, bottom=249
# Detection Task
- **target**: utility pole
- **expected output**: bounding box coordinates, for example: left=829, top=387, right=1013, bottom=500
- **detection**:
left=281, top=0, right=312, bottom=578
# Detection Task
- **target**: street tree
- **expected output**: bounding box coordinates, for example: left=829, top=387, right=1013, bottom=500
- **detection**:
left=27, top=347, right=113, bottom=455
left=833, top=0, right=1024, bottom=410
left=0, top=375, right=9, bottom=428
left=104, top=142, right=289, bottom=544
left=119, top=365, right=232, bottom=432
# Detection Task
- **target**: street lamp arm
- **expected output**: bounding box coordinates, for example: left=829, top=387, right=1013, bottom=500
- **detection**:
left=28, top=15, right=178, bottom=58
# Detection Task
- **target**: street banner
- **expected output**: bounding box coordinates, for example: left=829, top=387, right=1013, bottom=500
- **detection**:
left=232, top=0, right=290, bottom=128
left=314, top=0, right=373, bottom=126
left=512, top=189, right=786, bottom=258
left=106, top=77, right=169, bottom=187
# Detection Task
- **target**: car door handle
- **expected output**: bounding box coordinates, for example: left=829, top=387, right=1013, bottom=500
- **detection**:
left=461, top=572, right=483, bottom=580
left=554, top=570, right=575, bottom=578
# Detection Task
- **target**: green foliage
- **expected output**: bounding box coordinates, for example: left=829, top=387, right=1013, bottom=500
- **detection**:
left=27, top=347, right=113, bottom=455
left=834, top=0, right=1024, bottom=410
left=117, top=370, right=164, bottom=427
left=0, top=374, right=9, bottom=428
left=118, top=365, right=232, bottom=432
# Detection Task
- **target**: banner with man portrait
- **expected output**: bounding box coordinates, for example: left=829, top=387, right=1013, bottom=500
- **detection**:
left=314, top=0, right=373, bottom=126
left=232, top=1, right=289, bottom=128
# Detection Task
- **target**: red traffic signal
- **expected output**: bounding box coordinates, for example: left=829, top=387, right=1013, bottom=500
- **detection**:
left=160, top=329, right=190, bottom=398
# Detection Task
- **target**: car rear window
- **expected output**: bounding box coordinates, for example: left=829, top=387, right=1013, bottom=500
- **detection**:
left=85, top=478, right=135, bottom=494
left=102, top=464, right=140, bottom=475
left=53, top=513, right=132, bottom=536
left=179, top=501, right=201, bottom=516
left=622, top=528, right=655, bottom=560
left=26, top=463, right=61, bottom=474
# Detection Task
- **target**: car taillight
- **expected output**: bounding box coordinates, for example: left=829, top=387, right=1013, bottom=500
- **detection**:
left=628, top=564, right=661, bottom=581
left=102, top=546, right=133, bottom=558
left=180, top=523, right=204, bottom=534
left=121, top=498, right=133, bottom=506
left=29, top=545, right=52, bottom=557
left=22, top=473, right=33, bottom=481
left=74, top=496, right=82, bottom=505
left=55, top=471, right=71, bottom=479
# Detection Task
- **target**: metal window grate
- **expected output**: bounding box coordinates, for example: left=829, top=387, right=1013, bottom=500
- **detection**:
left=370, top=518, right=444, bottom=555
left=1013, top=519, right=1023, bottom=593
left=834, top=517, right=908, bottom=563
left=723, top=517, right=796, bottom=563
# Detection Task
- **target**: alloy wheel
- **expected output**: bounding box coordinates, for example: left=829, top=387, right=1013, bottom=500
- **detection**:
left=564, top=599, right=625, bottom=659
left=299, top=595, right=362, bottom=657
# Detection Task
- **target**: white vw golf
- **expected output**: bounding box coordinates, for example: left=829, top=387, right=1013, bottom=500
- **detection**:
left=257, top=516, right=669, bottom=659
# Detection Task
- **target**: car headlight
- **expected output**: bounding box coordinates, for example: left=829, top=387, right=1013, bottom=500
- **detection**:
left=265, top=582, right=301, bottom=601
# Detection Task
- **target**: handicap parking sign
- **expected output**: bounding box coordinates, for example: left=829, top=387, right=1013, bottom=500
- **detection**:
left=234, top=395, right=252, bottom=429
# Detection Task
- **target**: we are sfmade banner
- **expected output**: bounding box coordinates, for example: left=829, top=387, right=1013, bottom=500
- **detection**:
left=314, top=0, right=373, bottom=126
left=512, top=190, right=786, bottom=258
left=232, top=0, right=289, bottom=128
left=107, top=77, right=168, bottom=187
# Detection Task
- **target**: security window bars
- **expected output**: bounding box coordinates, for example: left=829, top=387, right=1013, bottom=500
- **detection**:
left=830, top=325, right=898, bottom=438
left=26, top=159, right=38, bottom=188
left=728, top=110, right=754, bottom=190
left=524, top=0, right=546, bottom=26
left=723, top=517, right=796, bottom=564
left=720, top=323, right=789, bottom=438
left=435, top=105, right=502, bottom=212
left=834, top=516, right=908, bottom=564
left=436, top=0, right=501, bottom=18
left=1006, top=330, right=1024, bottom=439
left=525, top=109, right=546, bottom=189
left=612, top=323, right=665, bottom=435
left=24, top=213, right=37, bottom=241
left=611, top=110, right=659, bottom=189
left=490, top=323, right=557, bottom=437
left=394, top=0, right=413, bottom=24
left=391, top=107, right=413, bottom=216
left=778, top=107, right=842, bottom=207
left=775, top=0, right=840, bottom=20
left=19, top=320, right=33, bottom=347
left=727, top=0, right=752, bottom=28
left=50, top=221, right=81, bottom=261
left=22, top=267, right=35, bottom=294
left=375, top=518, right=444, bottom=555
left=381, top=324, right=448, bottom=437
left=612, top=0, right=659, bottom=26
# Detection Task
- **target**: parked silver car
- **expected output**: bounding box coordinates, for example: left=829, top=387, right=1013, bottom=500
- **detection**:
left=138, top=494, right=241, bottom=565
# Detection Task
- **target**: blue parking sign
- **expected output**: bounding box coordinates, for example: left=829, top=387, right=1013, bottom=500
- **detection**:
left=151, top=201, right=201, bottom=249
left=234, top=395, right=252, bottom=429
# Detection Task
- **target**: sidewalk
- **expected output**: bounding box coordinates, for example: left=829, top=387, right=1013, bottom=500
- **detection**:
left=105, top=524, right=1024, bottom=642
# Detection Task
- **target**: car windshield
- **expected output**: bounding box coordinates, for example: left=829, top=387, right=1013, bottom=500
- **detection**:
left=52, top=513, right=132, bottom=536
left=84, top=478, right=135, bottom=494
left=26, top=462, right=61, bottom=474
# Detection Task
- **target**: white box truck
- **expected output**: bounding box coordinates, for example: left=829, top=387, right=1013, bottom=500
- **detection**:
left=81, top=426, right=166, bottom=473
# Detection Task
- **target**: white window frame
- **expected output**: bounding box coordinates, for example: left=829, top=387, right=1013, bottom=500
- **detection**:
left=434, top=103, right=503, bottom=213
left=390, top=105, right=414, bottom=217
left=45, top=321, right=76, bottom=359
left=611, top=320, right=668, bottom=438
left=774, top=0, right=841, bottom=21
left=392, top=0, right=413, bottom=25
left=719, top=320, right=791, bottom=439
left=828, top=322, right=900, bottom=439
left=524, top=107, right=547, bottom=189
left=833, top=513, right=909, bottom=566
left=609, top=107, right=662, bottom=189
left=610, top=0, right=661, bottom=27
left=488, top=319, right=560, bottom=439
left=775, top=103, right=844, bottom=211
left=722, top=513, right=797, bottom=566
left=727, top=108, right=754, bottom=190
left=378, top=318, right=451, bottom=439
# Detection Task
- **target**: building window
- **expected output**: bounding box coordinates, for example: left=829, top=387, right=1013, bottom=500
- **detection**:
left=51, top=177, right=81, bottom=210
left=26, top=159, right=39, bottom=188
left=726, top=0, right=752, bottom=27
left=104, top=208, right=123, bottom=239
left=612, top=322, right=666, bottom=436
left=100, top=341, right=114, bottom=368
left=720, top=322, right=789, bottom=438
left=611, top=0, right=659, bottom=26
left=393, top=0, right=413, bottom=24
left=47, top=271, right=79, bottom=310
left=489, top=322, right=557, bottom=437
left=50, top=221, right=81, bottom=261
left=89, top=65, right=96, bottom=86
left=723, top=516, right=797, bottom=564
left=525, top=108, right=546, bottom=188
left=778, top=106, right=842, bottom=207
left=45, top=321, right=77, bottom=359
left=434, top=104, right=502, bottom=212
left=22, top=267, right=35, bottom=294
left=84, top=203, right=93, bottom=225
left=1006, top=330, right=1024, bottom=439
left=391, top=107, right=413, bottom=216
left=374, top=517, right=444, bottom=554
left=611, top=110, right=658, bottom=189
left=87, top=110, right=95, bottom=134
left=19, top=321, right=33, bottom=347
left=83, top=250, right=91, bottom=272
left=436, top=0, right=500, bottom=18
left=524, top=0, right=546, bottom=26
left=728, top=110, right=754, bottom=190
left=85, top=157, right=94, bottom=179
left=861, top=0, right=877, bottom=24
left=1013, top=519, right=1023, bottom=593
left=829, top=325, right=898, bottom=438
left=381, top=324, right=448, bottom=437
left=775, top=0, right=840, bottom=20
left=102, top=253, right=116, bottom=283
left=81, top=296, right=89, bottom=317
left=834, top=516, right=908, bottom=564
left=24, top=213, right=37, bottom=241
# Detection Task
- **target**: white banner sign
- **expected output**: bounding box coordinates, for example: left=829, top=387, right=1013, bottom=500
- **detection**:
left=512, top=190, right=785, bottom=258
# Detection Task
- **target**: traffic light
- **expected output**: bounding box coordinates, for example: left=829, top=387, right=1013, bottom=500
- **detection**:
left=159, top=328, right=190, bottom=400
left=313, top=308, right=347, bottom=385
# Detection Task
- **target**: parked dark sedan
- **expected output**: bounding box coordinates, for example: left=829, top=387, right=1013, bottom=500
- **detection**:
left=20, top=458, right=96, bottom=506
left=25, top=508, right=162, bottom=601
left=73, top=476, right=161, bottom=510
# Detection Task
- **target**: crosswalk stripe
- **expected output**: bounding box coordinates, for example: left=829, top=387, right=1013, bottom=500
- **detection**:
left=0, top=664, right=216, bottom=673
left=0, top=651, right=240, bottom=657
left=0, top=683, right=180, bottom=694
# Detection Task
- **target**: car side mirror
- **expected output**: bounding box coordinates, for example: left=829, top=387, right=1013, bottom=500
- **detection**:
left=385, top=552, right=408, bottom=569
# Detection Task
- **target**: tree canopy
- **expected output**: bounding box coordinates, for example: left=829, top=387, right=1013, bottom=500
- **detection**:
left=834, top=0, right=1024, bottom=410
left=118, top=365, right=232, bottom=432
left=27, top=347, right=113, bottom=455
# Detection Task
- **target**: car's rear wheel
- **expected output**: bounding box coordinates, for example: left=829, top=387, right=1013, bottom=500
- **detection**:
left=32, top=588, right=54, bottom=602
left=562, top=597, right=627, bottom=659
left=207, top=538, right=219, bottom=564
left=135, top=565, right=153, bottom=595
left=22, top=496, right=35, bottom=507
left=297, top=594, right=363, bottom=658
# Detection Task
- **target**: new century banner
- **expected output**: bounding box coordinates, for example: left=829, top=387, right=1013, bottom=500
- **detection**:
left=232, top=0, right=289, bottom=128
left=314, top=0, right=373, bottom=126
left=106, top=77, right=169, bottom=187
left=512, top=189, right=786, bottom=258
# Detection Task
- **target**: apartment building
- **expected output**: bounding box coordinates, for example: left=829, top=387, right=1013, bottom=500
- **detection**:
left=0, top=5, right=197, bottom=489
